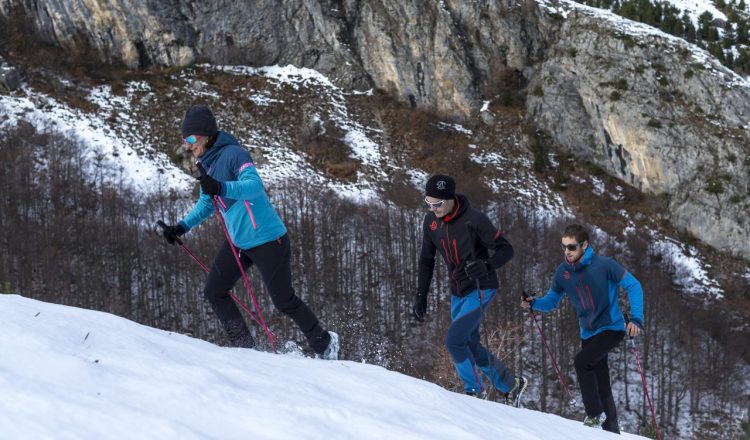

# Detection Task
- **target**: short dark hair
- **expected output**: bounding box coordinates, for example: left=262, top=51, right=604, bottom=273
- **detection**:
left=563, top=224, right=589, bottom=243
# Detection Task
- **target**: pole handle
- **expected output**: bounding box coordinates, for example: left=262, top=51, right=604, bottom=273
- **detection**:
left=156, top=220, right=183, bottom=246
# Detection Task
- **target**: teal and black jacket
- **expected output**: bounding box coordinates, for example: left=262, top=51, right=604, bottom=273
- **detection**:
left=179, top=131, right=287, bottom=250
left=531, top=246, right=644, bottom=340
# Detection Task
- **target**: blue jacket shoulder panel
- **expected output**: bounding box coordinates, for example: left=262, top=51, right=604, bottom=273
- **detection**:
left=180, top=131, right=287, bottom=249
left=535, top=247, right=644, bottom=339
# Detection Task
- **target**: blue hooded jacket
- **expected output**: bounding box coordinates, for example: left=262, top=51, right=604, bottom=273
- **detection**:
left=178, top=131, right=287, bottom=250
left=531, top=246, right=644, bottom=340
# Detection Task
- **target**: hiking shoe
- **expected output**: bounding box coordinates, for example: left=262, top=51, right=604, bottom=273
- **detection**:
left=225, top=319, right=255, bottom=349
left=583, top=413, right=605, bottom=428
left=318, top=331, right=339, bottom=360
left=505, top=376, right=528, bottom=407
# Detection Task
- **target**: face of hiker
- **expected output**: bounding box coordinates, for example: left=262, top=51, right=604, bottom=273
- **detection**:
left=424, top=196, right=454, bottom=218
left=183, top=134, right=210, bottom=159
left=561, top=236, right=587, bottom=263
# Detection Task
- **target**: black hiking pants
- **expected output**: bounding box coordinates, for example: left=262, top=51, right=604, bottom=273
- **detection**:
left=574, top=330, right=625, bottom=433
left=203, top=234, right=330, bottom=353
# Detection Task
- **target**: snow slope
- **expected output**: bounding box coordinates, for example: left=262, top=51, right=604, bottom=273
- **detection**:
left=0, top=295, right=646, bottom=440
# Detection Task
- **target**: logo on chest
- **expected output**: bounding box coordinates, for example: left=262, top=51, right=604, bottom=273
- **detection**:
left=429, top=221, right=438, bottom=231
left=564, top=270, right=571, bottom=280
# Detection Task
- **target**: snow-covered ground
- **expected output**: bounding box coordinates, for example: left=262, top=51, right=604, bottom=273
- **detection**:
left=0, top=295, right=646, bottom=440
left=646, top=231, right=726, bottom=300
left=656, top=0, right=727, bottom=26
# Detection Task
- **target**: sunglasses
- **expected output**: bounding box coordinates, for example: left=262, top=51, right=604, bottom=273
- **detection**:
left=183, top=135, right=198, bottom=145
left=561, top=243, right=583, bottom=252
left=424, top=198, right=446, bottom=209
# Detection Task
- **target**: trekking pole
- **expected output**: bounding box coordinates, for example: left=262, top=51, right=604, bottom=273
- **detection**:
left=628, top=333, right=661, bottom=440
left=156, top=220, right=264, bottom=329
left=466, top=222, right=492, bottom=398
left=523, top=290, right=576, bottom=407
left=466, top=223, right=490, bottom=350
left=196, top=163, right=277, bottom=353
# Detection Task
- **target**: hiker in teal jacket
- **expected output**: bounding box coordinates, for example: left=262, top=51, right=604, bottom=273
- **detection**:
left=161, top=105, right=338, bottom=359
left=522, top=224, right=643, bottom=433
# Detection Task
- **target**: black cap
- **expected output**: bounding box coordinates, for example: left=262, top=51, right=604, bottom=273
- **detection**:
left=181, top=105, right=218, bottom=137
left=425, top=174, right=455, bottom=200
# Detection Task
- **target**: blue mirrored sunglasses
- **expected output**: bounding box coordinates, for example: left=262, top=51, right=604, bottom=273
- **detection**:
left=183, top=135, right=198, bottom=145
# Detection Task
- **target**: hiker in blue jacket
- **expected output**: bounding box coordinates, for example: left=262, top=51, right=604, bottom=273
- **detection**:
left=413, top=174, right=527, bottom=406
left=161, top=105, right=339, bottom=359
left=521, top=224, right=643, bottom=433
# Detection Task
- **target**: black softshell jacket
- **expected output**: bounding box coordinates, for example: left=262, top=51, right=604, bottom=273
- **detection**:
left=417, top=194, right=514, bottom=298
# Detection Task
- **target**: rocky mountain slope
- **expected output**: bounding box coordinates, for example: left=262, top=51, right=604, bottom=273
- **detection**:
left=1, top=0, right=748, bottom=261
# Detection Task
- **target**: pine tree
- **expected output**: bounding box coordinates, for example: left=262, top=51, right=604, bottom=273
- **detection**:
left=725, top=50, right=735, bottom=68
left=620, top=0, right=639, bottom=19
left=737, top=19, right=749, bottom=44
left=723, top=26, right=736, bottom=48
left=682, top=13, right=698, bottom=42
left=698, top=11, right=714, bottom=41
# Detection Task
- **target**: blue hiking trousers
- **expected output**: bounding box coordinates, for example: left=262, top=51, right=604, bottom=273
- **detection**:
left=445, top=288, right=515, bottom=394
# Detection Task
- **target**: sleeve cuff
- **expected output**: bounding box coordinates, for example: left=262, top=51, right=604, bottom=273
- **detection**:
left=178, top=221, right=190, bottom=233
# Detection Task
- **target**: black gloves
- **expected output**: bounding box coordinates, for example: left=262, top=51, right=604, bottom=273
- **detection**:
left=412, top=294, right=427, bottom=322
left=199, top=174, right=222, bottom=196
left=464, top=258, right=491, bottom=280
left=162, top=224, right=186, bottom=245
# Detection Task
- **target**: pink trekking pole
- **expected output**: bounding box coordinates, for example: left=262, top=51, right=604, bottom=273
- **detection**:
left=195, top=162, right=276, bottom=352
left=628, top=336, right=661, bottom=440
left=157, top=220, right=276, bottom=351
left=523, top=291, right=577, bottom=407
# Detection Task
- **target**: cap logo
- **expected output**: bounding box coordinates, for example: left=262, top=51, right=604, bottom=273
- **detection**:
left=436, top=180, right=446, bottom=190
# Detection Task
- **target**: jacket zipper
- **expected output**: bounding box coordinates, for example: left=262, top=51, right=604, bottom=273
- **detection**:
left=244, top=201, right=257, bottom=229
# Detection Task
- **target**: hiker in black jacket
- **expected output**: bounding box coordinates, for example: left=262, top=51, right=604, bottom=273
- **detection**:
left=412, top=174, right=527, bottom=406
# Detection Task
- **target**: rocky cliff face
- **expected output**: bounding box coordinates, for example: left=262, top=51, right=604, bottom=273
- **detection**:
left=1, top=0, right=748, bottom=259
left=0, top=0, right=549, bottom=113
left=526, top=3, right=750, bottom=259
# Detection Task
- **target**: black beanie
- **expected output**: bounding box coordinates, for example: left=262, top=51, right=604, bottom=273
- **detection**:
left=425, top=174, right=456, bottom=200
left=181, top=105, right=218, bottom=137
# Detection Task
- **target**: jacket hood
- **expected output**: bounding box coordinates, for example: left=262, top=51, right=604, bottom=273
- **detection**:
left=442, top=194, right=470, bottom=223
left=197, top=131, right=240, bottom=167
left=564, top=245, right=595, bottom=272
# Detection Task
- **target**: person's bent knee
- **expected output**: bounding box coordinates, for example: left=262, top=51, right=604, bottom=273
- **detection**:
left=444, top=329, right=468, bottom=354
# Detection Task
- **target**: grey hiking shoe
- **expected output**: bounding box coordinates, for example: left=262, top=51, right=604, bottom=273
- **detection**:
left=317, top=331, right=339, bottom=360
left=505, top=376, right=528, bottom=407
left=583, top=413, right=605, bottom=428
